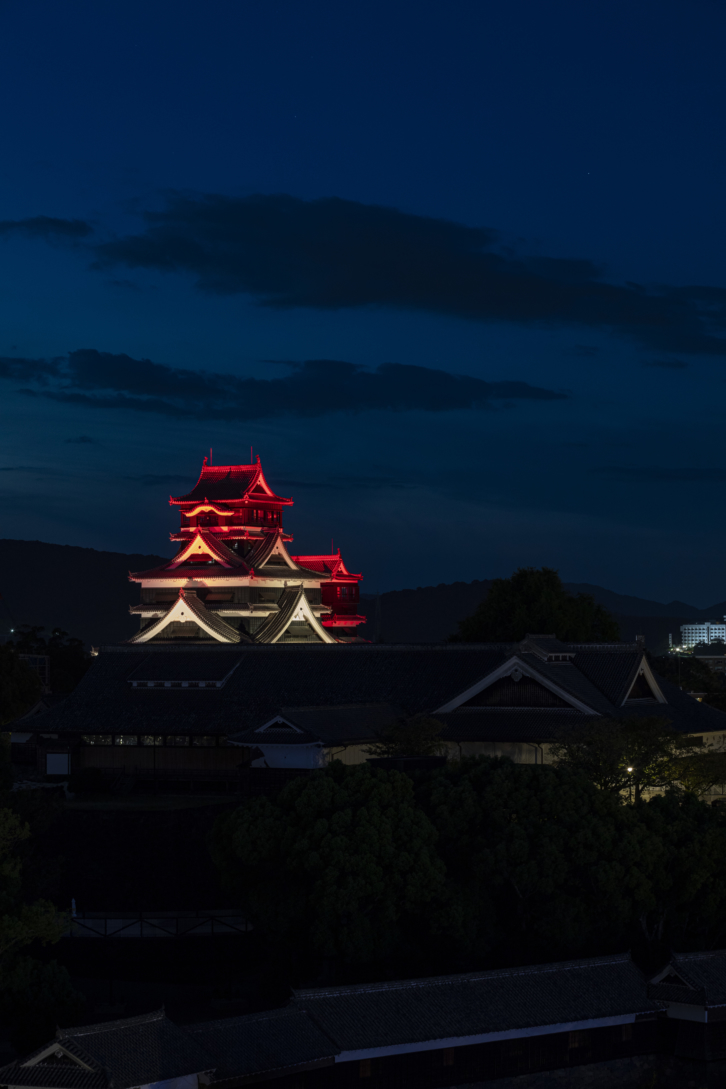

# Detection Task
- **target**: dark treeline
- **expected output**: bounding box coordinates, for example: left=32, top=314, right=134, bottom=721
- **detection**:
left=212, top=758, right=726, bottom=984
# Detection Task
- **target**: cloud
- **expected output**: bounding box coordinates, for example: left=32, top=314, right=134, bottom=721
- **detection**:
left=5, top=348, right=567, bottom=421
left=0, top=215, right=92, bottom=240
left=65, top=435, right=99, bottom=444
left=593, top=466, right=726, bottom=482
left=91, top=192, right=726, bottom=355
left=0, top=355, right=61, bottom=384
left=642, top=358, right=689, bottom=369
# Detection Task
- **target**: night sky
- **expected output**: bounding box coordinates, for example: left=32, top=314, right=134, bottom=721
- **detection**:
left=1, top=0, right=725, bottom=604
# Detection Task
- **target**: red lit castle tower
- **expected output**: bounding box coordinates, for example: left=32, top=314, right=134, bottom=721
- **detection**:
left=128, top=457, right=364, bottom=644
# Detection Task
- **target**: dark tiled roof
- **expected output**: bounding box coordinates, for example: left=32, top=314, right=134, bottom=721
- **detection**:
left=519, top=655, right=616, bottom=715
left=25, top=643, right=725, bottom=741
left=572, top=651, right=640, bottom=706
left=127, top=653, right=242, bottom=684
left=0, top=1065, right=107, bottom=1089
left=254, top=588, right=306, bottom=643
left=294, top=954, right=655, bottom=1050
left=648, top=981, right=707, bottom=1005
left=282, top=703, right=400, bottom=742
left=668, top=951, right=726, bottom=1006
left=56, top=1010, right=214, bottom=1088
left=171, top=466, right=261, bottom=503
left=187, top=1007, right=336, bottom=1080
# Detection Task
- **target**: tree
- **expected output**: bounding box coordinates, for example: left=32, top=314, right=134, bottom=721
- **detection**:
left=451, top=567, right=619, bottom=643
left=211, top=762, right=446, bottom=965
left=626, top=791, right=726, bottom=958
left=651, top=653, right=719, bottom=693
left=0, top=644, right=41, bottom=725
left=549, top=715, right=726, bottom=802
left=364, top=714, right=446, bottom=758
left=0, top=807, right=82, bottom=1050
left=9, top=626, right=89, bottom=693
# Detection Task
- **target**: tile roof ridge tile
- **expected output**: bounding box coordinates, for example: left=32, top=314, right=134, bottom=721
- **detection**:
left=293, top=953, right=633, bottom=999
left=59, top=1009, right=166, bottom=1037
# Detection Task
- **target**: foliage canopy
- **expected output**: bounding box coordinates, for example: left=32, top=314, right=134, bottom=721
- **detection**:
left=452, top=567, right=619, bottom=643
left=550, top=715, right=726, bottom=802
left=213, top=756, right=726, bottom=976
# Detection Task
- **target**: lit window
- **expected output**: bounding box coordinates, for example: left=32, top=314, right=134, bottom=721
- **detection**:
left=114, top=735, right=138, bottom=746
left=166, top=736, right=190, bottom=747
left=192, top=736, right=217, bottom=747
left=141, top=735, right=164, bottom=746
left=82, top=735, right=112, bottom=746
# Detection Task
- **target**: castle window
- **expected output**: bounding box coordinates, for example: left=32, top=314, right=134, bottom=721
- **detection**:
left=192, top=736, right=217, bottom=747
left=141, top=735, right=164, bottom=746
left=621, top=1024, right=633, bottom=1042
left=166, top=735, right=190, bottom=746
left=442, top=1048, right=455, bottom=1066
left=359, top=1059, right=371, bottom=1078
left=82, top=735, right=112, bottom=745
left=114, top=735, right=138, bottom=746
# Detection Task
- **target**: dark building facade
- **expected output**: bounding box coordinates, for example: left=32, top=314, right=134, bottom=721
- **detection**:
left=5, top=952, right=726, bottom=1089
left=18, top=634, right=726, bottom=787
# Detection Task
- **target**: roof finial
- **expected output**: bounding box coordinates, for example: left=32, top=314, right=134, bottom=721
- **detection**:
left=202, top=455, right=208, bottom=466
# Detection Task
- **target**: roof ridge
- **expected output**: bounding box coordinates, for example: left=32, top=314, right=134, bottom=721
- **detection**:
left=293, top=953, right=632, bottom=999
left=59, top=1009, right=166, bottom=1037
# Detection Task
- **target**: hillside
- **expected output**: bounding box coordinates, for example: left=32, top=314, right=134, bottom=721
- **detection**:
left=0, top=539, right=168, bottom=647
left=0, top=539, right=720, bottom=653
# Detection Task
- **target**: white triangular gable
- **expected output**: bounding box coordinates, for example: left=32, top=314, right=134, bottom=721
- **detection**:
left=435, top=655, right=600, bottom=714
left=649, top=964, right=692, bottom=987
left=622, top=658, right=667, bottom=705
left=24, top=1045, right=93, bottom=1070
left=168, top=530, right=236, bottom=569
left=259, top=534, right=302, bottom=571
left=256, top=586, right=336, bottom=644
left=128, top=591, right=241, bottom=644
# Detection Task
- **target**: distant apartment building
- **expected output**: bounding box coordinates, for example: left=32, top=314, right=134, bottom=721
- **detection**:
left=680, top=619, right=726, bottom=648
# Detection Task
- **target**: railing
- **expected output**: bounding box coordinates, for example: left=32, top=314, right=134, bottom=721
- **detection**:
left=64, top=909, right=251, bottom=938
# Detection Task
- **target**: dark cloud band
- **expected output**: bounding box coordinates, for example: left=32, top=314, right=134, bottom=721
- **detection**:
left=0, top=215, right=92, bottom=240
left=92, top=193, right=726, bottom=356
left=1, top=349, right=566, bottom=421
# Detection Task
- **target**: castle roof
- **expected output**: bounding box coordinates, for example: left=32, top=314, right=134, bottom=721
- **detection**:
left=291, top=551, right=361, bottom=579
left=170, top=459, right=292, bottom=505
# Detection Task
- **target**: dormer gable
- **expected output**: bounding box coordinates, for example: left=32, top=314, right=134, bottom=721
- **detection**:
left=255, top=715, right=305, bottom=734
left=23, top=1044, right=95, bottom=1072
left=622, top=658, right=666, bottom=705
left=436, top=656, right=599, bottom=714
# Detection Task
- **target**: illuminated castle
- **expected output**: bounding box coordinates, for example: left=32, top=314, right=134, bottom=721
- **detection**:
left=128, top=456, right=364, bottom=644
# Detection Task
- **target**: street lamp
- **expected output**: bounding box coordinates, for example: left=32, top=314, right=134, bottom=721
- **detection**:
left=627, top=767, right=634, bottom=804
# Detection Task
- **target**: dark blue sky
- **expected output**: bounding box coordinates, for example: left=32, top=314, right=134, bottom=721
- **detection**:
left=1, top=0, right=725, bottom=603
